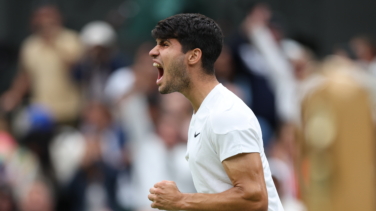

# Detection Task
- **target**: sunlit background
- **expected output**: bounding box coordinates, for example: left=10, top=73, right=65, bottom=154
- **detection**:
left=1, top=0, right=376, bottom=211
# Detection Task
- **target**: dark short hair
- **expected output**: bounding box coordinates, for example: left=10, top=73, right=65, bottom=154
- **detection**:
left=151, top=13, right=223, bottom=75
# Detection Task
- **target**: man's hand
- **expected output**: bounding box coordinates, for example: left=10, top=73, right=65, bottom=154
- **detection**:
left=148, top=180, right=184, bottom=210
left=242, top=3, right=271, bottom=33
left=0, top=90, right=21, bottom=112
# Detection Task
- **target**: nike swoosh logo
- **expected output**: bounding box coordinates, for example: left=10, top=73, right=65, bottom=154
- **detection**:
left=194, top=132, right=200, bottom=138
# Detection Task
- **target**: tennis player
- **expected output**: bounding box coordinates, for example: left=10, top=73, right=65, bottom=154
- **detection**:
left=148, top=13, right=284, bottom=211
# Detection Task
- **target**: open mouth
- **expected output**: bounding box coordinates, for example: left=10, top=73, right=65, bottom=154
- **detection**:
left=153, top=62, right=164, bottom=83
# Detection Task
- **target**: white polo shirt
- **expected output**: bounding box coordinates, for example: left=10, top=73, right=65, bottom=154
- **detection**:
left=185, top=84, right=284, bottom=211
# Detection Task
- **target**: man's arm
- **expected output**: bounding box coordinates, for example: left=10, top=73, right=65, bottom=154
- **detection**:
left=148, top=153, right=268, bottom=211
left=0, top=70, right=30, bottom=112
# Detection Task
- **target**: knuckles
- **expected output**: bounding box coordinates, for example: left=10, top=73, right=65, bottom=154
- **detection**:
left=150, top=180, right=178, bottom=210
left=151, top=201, right=163, bottom=209
left=150, top=187, right=162, bottom=194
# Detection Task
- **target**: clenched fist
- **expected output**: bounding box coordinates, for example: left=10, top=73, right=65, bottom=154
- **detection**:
left=148, top=180, right=184, bottom=210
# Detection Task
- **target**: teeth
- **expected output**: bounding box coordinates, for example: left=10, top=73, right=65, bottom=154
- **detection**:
left=153, top=62, right=161, bottom=68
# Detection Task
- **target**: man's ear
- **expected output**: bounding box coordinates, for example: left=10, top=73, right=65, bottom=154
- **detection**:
left=187, top=48, right=202, bottom=65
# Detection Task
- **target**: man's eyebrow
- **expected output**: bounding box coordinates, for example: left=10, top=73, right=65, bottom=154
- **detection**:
left=157, top=39, right=171, bottom=44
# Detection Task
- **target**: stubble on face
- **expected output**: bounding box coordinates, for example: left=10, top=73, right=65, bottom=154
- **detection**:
left=159, top=56, right=191, bottom=94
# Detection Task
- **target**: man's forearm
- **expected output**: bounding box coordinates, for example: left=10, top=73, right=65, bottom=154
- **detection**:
left=149, top=154, right=269, bottom=211
left=178, top=187, right=267, bottom=211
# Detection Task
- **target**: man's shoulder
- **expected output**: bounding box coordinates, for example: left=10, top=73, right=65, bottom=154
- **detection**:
left=21, top=34, right=41, bottom=48
left=21, top=28, right=79, bottom=49
left=208, top=91, right=257, bottom=135
left=59, top=28, right=80, bottom=38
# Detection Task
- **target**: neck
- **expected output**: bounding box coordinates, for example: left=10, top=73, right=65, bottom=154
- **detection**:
left=181, top=74, right=219, bottom=113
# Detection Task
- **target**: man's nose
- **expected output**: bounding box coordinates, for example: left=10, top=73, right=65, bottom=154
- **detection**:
left=149, top=46, right=159, bottom=58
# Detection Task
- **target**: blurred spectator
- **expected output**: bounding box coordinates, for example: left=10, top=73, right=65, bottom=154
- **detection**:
left=0, top=118, right=17, bottom=163
left=19, top=179, right=55, bottom=211
left=105, top=42, right=157, bottom=145
left=283, top=42, right=318, bottom=125
left=0, top=4, right=82, bottom=124
left=60, top=101, right=124, bottom=211
left=229, top=3, right=283, bottom=147
left=214, top=45, right=245, bottom=99
left=242, top=3, right=297, bottom=124
left=116, top=91, right=195, bottom=210
left=4, top=147, right=40, bottom=201
left=0, top=184, right=18, bottom=211
left=269, top=124, right=299, bottom=198
left=350, top=35, right=376, bottom=75
left=49, top=127, right=86, bottom=186
left=17, top=105, right=55, bottom=176
left=282, top=40, right=317, bottom=83
left=64, top=134, right=119, bottom=211
left=158, top=93, right=191, bottom=128
left=74, top=21, right=129, bottom=101
left=0, top=116, right=41, bottom=202
left=80, top=102, right=126, bottom=169
left=269, top=158, right=307, bottom=211
left=124, top=110, right=195, bottom=210
left=103, top=43, right=159, bottom=210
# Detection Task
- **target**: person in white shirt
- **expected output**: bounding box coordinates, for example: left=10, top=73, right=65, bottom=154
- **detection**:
left=148, top=13, right=284, bottom=211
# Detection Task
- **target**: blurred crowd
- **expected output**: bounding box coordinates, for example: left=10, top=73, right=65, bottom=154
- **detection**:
left=1, top=2, right=376, bottom=211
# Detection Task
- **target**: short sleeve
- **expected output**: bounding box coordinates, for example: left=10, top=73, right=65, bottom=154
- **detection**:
left=56, top=30, right=83, bottom=63
left=211, top=128, right=261, bottom=162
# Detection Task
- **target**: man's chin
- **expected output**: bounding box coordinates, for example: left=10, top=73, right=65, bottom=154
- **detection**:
left=158, top=86, right=168, bottom=94
left=158, top=85, right=175, bottom=94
